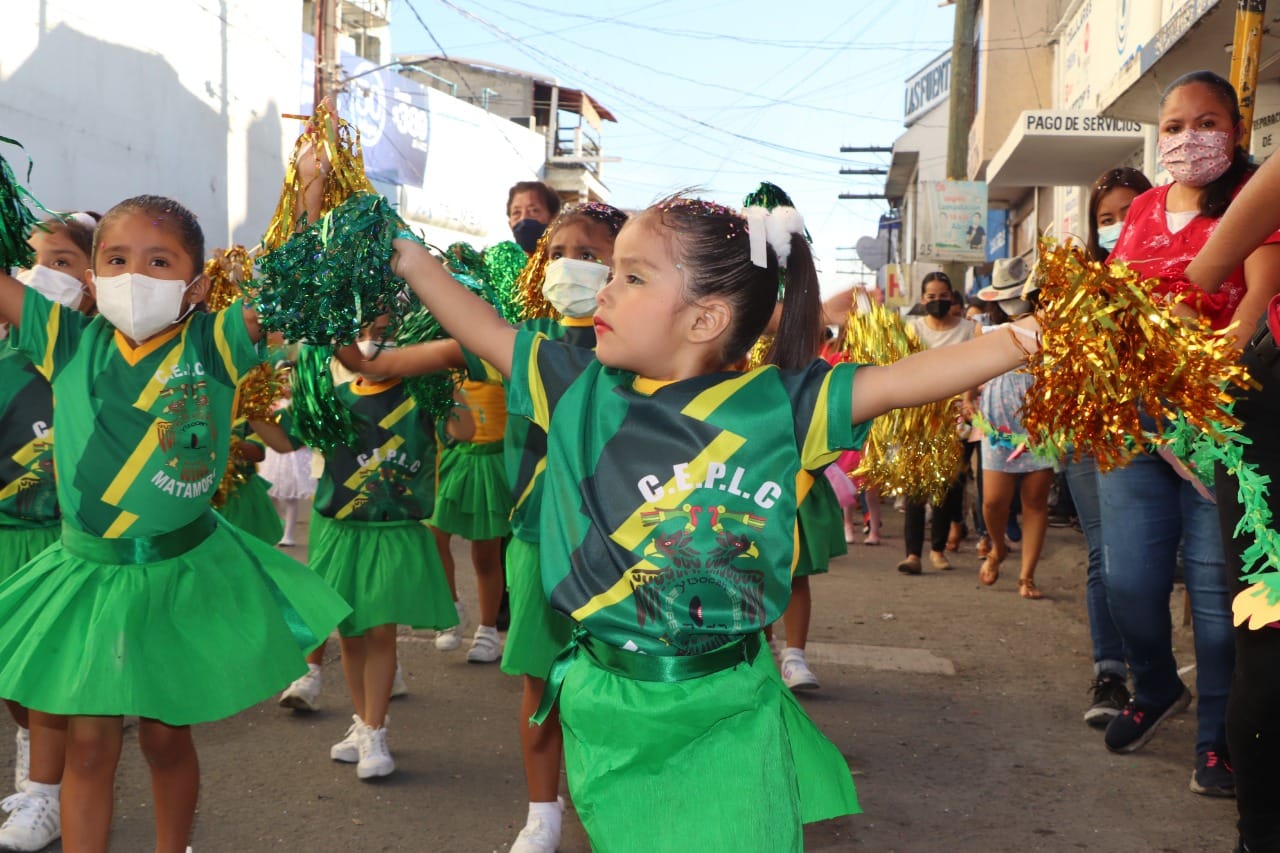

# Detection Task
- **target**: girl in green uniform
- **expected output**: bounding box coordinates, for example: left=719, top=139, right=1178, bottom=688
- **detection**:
left=388, top=195, right=1041, bottom=850
left=0, top=195, right=350, bottom=853
left=0, top=213, right=97, bottom=852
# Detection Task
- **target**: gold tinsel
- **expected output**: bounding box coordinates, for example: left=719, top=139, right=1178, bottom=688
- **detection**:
left=203, top=245, right=254, bottom=312
left=262, top=103, right=374, bottom=252
left=211, top=437, right=251, bottom=509
left=212, top=363, right=285, bottom=507
left=1023, top=239, right=1253, bottom=472
left=745, top=334, right=773, bottom=371
left=512, top=227, right=558, bottom=320
left=840, top=302, right=963, bottom=503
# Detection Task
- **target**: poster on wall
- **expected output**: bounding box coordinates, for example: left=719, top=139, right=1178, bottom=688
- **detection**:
left=917, top=180, right=989, bottom=264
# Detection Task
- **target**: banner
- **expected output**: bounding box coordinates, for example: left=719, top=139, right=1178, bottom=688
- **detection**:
left=917, top=180, right=988, bottom=264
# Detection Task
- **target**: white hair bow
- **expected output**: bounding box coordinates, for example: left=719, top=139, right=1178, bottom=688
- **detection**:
left=66, top=212, right=97, bottom=230
left=744, top=205, right=806, bottom=269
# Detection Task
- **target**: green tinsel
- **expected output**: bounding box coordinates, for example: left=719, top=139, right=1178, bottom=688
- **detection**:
left=0, top=137, right=44, bottom=270
left=253, top=191, right=413, bottom=344
left=290, top=343, right=359, bottom=452
left=481, top=241, right=527, bottom=324
left=394, top=305, right=463, bottom=422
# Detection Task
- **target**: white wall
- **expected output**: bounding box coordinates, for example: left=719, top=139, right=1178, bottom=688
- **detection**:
left=0, top=0, right=298, bottom=250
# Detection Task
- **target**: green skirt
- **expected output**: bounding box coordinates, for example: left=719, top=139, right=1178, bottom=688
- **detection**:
left=795, top=475, right=847, bottom=577
left=558, top=635, right=859, bottom=851
left=309, top=512, right=458, bottom=637
left=0, top=525, right=59, bottom=585
left=500, top=536, right=573, bottom=678
left=0, top=514, right=349, bottom=726
left=429, top=442, right=512, bottom=540
left=217, top=474, right=284, bottom=546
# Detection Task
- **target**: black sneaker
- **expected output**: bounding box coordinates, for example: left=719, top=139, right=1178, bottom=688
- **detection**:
left=1083, top=673, right=1130, bottom=728
left=1190, top=748, right=1235, bottom=798
left=1103, top=685, right=1192, bottom=753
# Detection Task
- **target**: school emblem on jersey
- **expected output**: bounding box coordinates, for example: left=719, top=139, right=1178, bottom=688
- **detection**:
left=8, top=437, right=58, bottom=521
left=156, top=379, right=217, bottom=482
left=350, top=463, right=414, bottom=520
left=635, top=503, right=767, bottom=654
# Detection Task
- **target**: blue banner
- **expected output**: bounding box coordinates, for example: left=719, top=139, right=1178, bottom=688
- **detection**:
left=985, top=208, right=1009, bottom=263
left=302, top=35, right=430, bottom=187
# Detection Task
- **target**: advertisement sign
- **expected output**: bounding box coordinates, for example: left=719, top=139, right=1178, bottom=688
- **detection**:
left=985, top=208, right=1008, bottom=263
left=918, top=181, right=989, bottom=264
left=302, top=35, right=430, bottom=187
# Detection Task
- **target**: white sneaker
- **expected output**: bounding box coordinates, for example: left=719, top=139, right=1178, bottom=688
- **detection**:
left=279, top=666, right=322, bottom=712
left=0, top=790, right=60, bottom=851
left=390, top=662, right=408, bottom=698
left=780, top=650, right=820, bottom=691
left=13, top=727, right=28, bottom=793
left=435, top=600, right=466, bottom=651
left=356, top=725, right=394, bottom=779
left=330, top=715, right=366, bottom=763
left=466, top=625, right=502, bottom=664
left=510, top=815, right=561, bottom=853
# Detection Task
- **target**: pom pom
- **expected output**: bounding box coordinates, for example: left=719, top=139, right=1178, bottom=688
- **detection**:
left=0, top=137, right=46, bottom=270
left=289, top=343, right=359, bottom=452
left=483, top=241, right=530, bottom=324
left=203, top=245, right=254, bottom=313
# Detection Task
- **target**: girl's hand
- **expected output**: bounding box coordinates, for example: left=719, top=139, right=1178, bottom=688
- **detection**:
left=391, top=238, right=431, bottom=281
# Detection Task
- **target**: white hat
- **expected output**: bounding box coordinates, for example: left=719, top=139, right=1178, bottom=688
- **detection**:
left=977, top=255, right=1039, bottom=302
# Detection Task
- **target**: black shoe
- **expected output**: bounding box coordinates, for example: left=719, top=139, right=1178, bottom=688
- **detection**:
left=1190, top=748, right=1235, bottom=798
left=1083, top=673, right=1130, bottom=728
left=1104, top=685, right=1192, bottom=753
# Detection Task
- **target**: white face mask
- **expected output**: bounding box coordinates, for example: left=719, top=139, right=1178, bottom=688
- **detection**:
left=356, top=338, right=397, bottom=381
left=16, top=265, right=86, bottom=310
left=542, top=258, right=609, bottom=318
left=93, top=272, right=197, bottom=341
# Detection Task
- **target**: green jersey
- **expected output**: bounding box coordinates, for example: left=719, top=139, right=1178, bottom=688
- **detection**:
left=0, top=340, right=58, bottom=528
left=311, top=378, right=438, bottom=522
left=508, top=330, right=867, bottom=656
left=465, top=316, right=597, bottom=542
left=11, top=289, right=262, bottom=538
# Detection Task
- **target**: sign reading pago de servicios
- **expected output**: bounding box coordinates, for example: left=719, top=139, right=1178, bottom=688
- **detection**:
left=905, top=51, right=951, bottom=126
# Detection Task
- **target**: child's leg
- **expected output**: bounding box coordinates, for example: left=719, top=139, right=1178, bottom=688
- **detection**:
left=781, top=577, right=810, bottom=651
left=3, top=699, right=28, bottom=729
left=981, top=469, right=1016, bottom=570
left=62, top=715, right=124, bottom=852
left=27, top=711, right=67, bottom=786
left=305, top=640, right=325, bottom=667
left=1017, top=470, right=1054, bottom=596
left=338, top=633, right=368, bottom=721
left=865, top=487, right=882, bottom=544
left=472, top=537, right=504, bottom=629
left=358, top=625, right=398, bottom=729
left=432, top=526, right=458, bottom=602
left=519, top=676, right=563, bottom=803
left=281, top=498, right=299, bottom=544
left=137, top=718, right=198, bottom=853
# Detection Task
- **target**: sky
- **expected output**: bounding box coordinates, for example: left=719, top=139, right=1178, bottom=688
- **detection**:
left=388, top=0, right=957, bottom=293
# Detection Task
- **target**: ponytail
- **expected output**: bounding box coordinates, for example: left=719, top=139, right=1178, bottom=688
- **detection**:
left=763, top=233, right=822, bottom=369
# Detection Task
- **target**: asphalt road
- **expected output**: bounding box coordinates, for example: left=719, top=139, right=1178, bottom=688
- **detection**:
left=3, top=505, right=1236, bottom=852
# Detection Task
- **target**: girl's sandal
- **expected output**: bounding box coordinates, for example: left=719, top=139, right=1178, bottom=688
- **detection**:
left=979, top=555, right=1000, bottom=586
left=1018, top=578, right=1043, bottom=599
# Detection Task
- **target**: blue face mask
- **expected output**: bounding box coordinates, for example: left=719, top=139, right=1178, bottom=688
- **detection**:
left=1097, top=222, right=1123, bottom=252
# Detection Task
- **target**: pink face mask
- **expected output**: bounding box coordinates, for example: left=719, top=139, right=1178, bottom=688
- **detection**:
left=1158, top=129, right=1233, bottom=187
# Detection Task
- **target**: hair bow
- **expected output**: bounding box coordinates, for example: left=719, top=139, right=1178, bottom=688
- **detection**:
left=744, top=205, right=806, bottom=269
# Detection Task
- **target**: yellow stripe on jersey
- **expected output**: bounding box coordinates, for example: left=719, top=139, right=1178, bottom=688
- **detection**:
left=102, top=425, right=162, bottom=506
left=800, top=369, right=840, bottom=468
left=514, top=456, right=546, bottom=510
left=609, top=429, right=747, bottom=552
left=527, top=339, right=551, bottom=429
left=335, top=435, right=406, bottom=519
left=213, top=308, right=242, bottom=385
left=39, top=304, right=61, bottom=379
left=378, top=397, right=415, bottom=430
left=132, top=344, right=187, bottom=414
left=680, top=368, right=763, bottom=421
left=572, top=559, right=662, bottom=622
left=104, top=511, right=139, bottom=538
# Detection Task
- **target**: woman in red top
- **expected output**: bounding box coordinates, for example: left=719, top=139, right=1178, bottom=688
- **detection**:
left=1098, top=70, right=1280, bottom=799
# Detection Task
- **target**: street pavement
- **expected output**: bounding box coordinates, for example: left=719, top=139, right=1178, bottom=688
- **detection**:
left=6, top=505, right=1236, bottom=851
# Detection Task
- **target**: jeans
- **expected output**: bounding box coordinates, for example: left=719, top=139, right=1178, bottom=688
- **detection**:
left=1064, top=456, right=1125, bottom=678
left=1097, top=451, right=1234, bottom=754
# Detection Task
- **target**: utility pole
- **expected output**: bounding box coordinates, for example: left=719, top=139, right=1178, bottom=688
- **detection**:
left=943, top=0, right=977, bottom=294
left=313, top=0, right=340, bottom=107
left=1230, top=0, right=1267, bottom=150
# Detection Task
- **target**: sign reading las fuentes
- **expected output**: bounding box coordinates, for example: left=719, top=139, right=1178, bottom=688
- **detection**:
left=904, top=51, right=951, bottom=126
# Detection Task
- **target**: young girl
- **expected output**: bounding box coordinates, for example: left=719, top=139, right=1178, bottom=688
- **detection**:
left=387, top=194, right=1040, bottom=849
left=260, top=371, right=315, bottom=547
left=308, top=317, right=464, bottom=779
left=428, top=376, right=511, bottom=661
left=0, top=195, right=350, bottom=852
left=0, top=213, right=97, bottom=852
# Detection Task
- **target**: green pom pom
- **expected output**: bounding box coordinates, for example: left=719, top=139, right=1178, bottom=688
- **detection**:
left=290, top=344, right=359, bottom=452
left=0, top=138, right=44, bottom=270
left=482, top=241, right=528, bottom=324
left=253, top=192, right=415, bottom=344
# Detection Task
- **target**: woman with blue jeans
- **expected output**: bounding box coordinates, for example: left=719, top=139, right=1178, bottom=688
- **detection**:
left=1099, top=71, right=1280, bottom=798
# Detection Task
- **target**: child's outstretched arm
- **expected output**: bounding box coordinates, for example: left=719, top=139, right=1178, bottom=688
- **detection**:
left=1185, top=153, right=1280, bottom=293
left=0, top=272, right=24, bottom=328
left=248, top=418, right=297, bottom=454
left=333, top=338, right=465, bottom=377
left=392, top=238, right=516, bottom=378
left=849, top=319, right=1037, bottom=424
